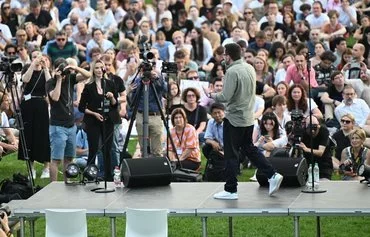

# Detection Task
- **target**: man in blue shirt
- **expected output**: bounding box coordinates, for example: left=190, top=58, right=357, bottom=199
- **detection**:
left=130, top=69, right=167, bottom=157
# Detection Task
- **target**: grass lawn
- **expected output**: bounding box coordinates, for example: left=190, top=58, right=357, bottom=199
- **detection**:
left=1, top=139, right=370, bottom=236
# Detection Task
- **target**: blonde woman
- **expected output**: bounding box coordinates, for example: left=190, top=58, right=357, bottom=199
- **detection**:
left=340, top=128, right=370, bottom=180
left=78, top=60, right=117, bottom=180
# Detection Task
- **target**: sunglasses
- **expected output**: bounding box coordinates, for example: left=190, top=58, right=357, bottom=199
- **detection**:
left=244, top=12, right=253, bottom=15
left=341, top=119, right=352, bottom=124
left=3, top=6, right=10, bottom=9
left=7, top=52, right=16, bottom=55
left=187, top=76, right=199, bottom=80
left=56, top=38, right=66, bottom=42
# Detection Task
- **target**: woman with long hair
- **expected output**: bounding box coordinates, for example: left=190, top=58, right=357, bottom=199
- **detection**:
left=166, top=81, right=182, bottom=115
left=276, top=81, right=289, bottom=98
left=310, top=42, right=326, bottom=67
left=211, top=19, right=228, bottom=44
left=253, top=56, right=274, bottom=86
left=189, top=27, right=213, bottom=67
left=246, top=19, right=258, bottom=44
left=168, top=108, right=201, bottom=170
left=337, top=48, right=352, bottom=70
left=149, top=0, right=171, bottom=30
left=268, top=42, right=286, bottom=71
left=251, top=112, right=286, bottom=182
left=340, top=128, right=370, bottom=180
left=78, top=59, right=117, bottom=180
left=0, top=2, right=18, bottom=36
left=199, top=0, right=215, bottom=21
left=18, top=50, right=52, bottom=179
left=287, top=84, right=323, bottom=119
left=41, top=0, right=60, bottom=29
left=283, top=12, right=295, bottom=37
left=117, top=14, right=139, bottom=43
left=24, top=22, right=43, bottom=49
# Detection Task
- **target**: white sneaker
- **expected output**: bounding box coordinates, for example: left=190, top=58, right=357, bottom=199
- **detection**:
left=213, top=191, right=238, bottom=200
left=268, top=173, right=283, bottom=196
left=40, top=168, right=50, bottom=179
left=249, top=170, right=258, bottom=181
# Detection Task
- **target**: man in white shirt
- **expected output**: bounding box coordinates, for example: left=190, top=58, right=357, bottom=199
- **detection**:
left=258, top=1, right=283, bottom=27
left=334, top=85, right=370, bottom=127
left=274, top=54, right=294, bottom=86
left=305, top=1, right=330, bottom=29
left=68, top=0, right=94, bottom=23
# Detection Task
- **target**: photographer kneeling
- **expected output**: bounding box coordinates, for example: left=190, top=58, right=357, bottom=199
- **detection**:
left=340, top=128, right=370, bottom=181
left=299, top=115, right=333, bottom=180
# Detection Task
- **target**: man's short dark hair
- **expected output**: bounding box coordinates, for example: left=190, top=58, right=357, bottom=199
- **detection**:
left=201, top=20, right=211, bottom=27
left=236, top=40, right=247, bottom=49
left=320, top=51, right=336, bottom=62
left=246, top=48, right=257, bottom=56
left=30, top=0, right=41, bottom=9
left=330, top=70, right=342, bottom=81
left=212, top=77, right=223, bottom=85
left=4, top=44, right=16, bottom=53
left=334, top=37, right=346, bottom=46
left=224, top=43, right=241, bottom=61
left=210, top=102, right=225, bottom=112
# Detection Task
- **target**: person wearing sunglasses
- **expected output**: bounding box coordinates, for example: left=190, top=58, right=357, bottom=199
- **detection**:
left=45, top=30, right=78, bottom=64
left=332, top=114, right=355, bottom=171
left=299, top=115, right=334, bottom=180
left=340, top=128, right=370, bottom=180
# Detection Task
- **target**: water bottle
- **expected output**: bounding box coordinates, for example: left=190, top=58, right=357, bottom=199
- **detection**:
left=314, top=163, right=320, bottom=189
left=306, top=164, right=313, bottom=188
left=113, top=166, right=122, bottom=188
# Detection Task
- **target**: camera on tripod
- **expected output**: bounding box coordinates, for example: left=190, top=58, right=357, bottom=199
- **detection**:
left=137, top=36, right=156, bottom=81
left=0, top=56, right=22, bottom=74
left=289, top=109, right=305, bottom=147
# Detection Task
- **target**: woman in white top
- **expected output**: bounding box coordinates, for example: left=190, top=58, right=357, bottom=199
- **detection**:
left=189, top=27, right=213, bottom=67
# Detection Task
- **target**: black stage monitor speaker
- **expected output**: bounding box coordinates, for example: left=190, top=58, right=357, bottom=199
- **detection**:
left=256, top=150, right=308, bottom=187
left=121, top=157, right=173, bottom=188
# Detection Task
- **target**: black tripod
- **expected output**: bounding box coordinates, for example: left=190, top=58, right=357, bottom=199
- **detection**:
left=1, top=70, right=35, bottom=194
left=118, top=69, right=184, bottom=170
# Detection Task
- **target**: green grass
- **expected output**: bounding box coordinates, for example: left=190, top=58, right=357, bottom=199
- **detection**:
left=1, top=139, right=370, bottom=236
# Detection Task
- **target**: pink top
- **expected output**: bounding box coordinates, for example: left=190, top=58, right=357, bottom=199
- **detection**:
left=169, top=124, right=201, bottom=163
left=285, top=64, right=318, bottom=87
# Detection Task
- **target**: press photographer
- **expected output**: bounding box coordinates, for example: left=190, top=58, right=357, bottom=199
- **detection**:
left=129, top=40, right=167, bottom=157
left=299, top=115, right=333, bottom=180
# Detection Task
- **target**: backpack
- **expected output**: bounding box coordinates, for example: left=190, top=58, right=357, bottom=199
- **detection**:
left=203, top=151, right=226, bottom=182
left=0, top=173, right=41, bottom=202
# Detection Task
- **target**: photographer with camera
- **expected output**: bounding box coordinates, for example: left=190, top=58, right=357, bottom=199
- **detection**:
left=340, top=128, right=370, bottom=180
left=47, top=57, right=91, bottom=182
left=299, top=115, right=333, bottom=180
left=18, top=50, right=51, bottom=179
left=0, top=211, right=12, bottom=237
left=129, top=61, right=167, bottom=158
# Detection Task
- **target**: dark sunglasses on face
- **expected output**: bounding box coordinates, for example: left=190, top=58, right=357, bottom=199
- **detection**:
left=56, top=38, right=66, bottom=42
left=341, top=119, right=352, bottom=124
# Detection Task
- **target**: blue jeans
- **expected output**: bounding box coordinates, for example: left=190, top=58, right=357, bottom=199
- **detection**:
left=223, top=119, right=275, bottom=193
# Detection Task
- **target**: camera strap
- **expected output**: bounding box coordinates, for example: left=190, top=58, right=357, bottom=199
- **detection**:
left=24, top=70, right=43, bottom=100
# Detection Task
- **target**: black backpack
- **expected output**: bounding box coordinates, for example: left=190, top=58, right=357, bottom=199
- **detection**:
left=203, top=151, right=226, bottom=182
left=0, top=173, right=41, bottom=203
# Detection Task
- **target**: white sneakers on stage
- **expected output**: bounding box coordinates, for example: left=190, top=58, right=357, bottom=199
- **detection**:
left=268, top=173, right=283, bottom=196
left=213, top=191, right=238, bottom=200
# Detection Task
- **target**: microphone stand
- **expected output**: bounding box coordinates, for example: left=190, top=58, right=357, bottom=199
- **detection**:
left=94, top=77, right=115, bottom=193
left=302, top=53, right=326, bottom=194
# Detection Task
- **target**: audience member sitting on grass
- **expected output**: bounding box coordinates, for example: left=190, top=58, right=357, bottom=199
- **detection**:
left=168, top=108, right=201, bottom=171
left=340, top=128, right=370, bottom=181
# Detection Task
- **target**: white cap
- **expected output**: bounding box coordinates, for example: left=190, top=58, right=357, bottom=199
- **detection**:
left=223, top=0, right=233, bottom=6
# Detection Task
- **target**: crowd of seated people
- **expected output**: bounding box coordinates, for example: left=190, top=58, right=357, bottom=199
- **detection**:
left=2, top=0, right=370, bottom=182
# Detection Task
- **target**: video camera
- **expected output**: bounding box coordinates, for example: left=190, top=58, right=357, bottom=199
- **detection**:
left=290, top=109, right=305, bottom=146
left=162, top=61, right=178, bottom=74
left=0, top=56, right=22, bottom=74
left=137, top=35, right=156, bottom=81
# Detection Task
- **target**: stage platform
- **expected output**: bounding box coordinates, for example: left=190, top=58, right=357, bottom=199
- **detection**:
left=8, top=181, right=370, bottom=237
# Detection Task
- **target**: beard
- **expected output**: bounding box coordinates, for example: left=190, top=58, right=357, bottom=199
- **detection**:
left=345, top=98, right=353, bottom=105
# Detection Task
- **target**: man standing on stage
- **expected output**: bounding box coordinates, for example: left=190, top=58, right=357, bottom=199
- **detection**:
left=208, top=43, right=283, bottom=199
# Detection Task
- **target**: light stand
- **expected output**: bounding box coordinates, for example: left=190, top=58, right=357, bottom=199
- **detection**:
left=302, top=54, right=326, bottom=194
left=1, top=71, right=36, bottom=194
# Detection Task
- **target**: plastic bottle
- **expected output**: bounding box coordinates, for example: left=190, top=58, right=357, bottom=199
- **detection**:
left=306, top=164, right=313, bottom=188
left=113, top=166, right=122, bottom=188
left=314, top=163, right=320, bottom=189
